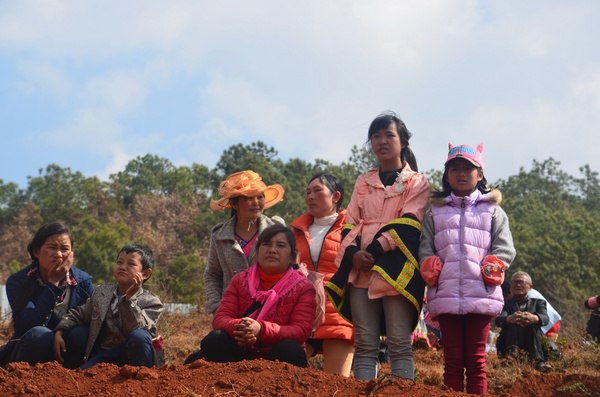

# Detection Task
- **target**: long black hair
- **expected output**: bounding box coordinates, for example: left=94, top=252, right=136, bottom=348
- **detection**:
left=367, top=111, right=418, bottom=172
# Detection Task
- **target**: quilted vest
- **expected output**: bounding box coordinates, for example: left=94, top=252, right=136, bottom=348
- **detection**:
left=426, top=190, right=504, bottom=317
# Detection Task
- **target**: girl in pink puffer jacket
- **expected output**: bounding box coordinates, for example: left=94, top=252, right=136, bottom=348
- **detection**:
left=418, top=143, right=516, bottom=395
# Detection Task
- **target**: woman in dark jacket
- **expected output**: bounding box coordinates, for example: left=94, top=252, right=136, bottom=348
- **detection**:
left=0, top=222, right=94, bottom=367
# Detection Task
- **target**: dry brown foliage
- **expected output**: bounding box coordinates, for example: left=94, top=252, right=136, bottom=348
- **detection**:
left=0, top=203, right=41, bottom=282
left=124, top=193, right=203, bottom=270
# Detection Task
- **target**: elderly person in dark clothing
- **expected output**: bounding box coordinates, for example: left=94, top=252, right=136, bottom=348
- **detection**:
left=495, top=271, right=550, bottom=371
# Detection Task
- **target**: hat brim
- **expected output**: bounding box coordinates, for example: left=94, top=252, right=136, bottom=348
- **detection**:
left=445, top=155, right=482, bottom=169
left=210, top=184, right=285, bottom=212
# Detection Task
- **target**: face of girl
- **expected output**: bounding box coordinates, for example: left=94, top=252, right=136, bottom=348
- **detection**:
left=446, top=158, right=483, bottom=197
left=33, top=233, right=72, bottom=275
left=371, top=122, right=405, bottom=170
left=305, top=179, right=339, bottom=219
left=232, top=194, right=265, bottom=222
left=258, top=232, right=294, bottom=275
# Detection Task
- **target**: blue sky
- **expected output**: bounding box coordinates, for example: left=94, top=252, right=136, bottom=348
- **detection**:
left=1, top=1, right=599, bottom=189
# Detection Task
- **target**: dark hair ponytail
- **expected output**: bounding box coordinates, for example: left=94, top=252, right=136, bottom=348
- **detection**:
left=401, top=146, right=418, bottom=173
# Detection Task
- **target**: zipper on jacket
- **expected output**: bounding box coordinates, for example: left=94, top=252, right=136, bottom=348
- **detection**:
left=458, top=198, right=466, bottom=314
left=460, top=197, right=489, bottom=293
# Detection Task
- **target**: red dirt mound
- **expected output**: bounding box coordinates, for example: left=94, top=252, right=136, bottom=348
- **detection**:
left=2, top=360, right=600, bottom=396
left=0, top=360, right=472, bottom=396
left=508, top=373, right=600, bottom=397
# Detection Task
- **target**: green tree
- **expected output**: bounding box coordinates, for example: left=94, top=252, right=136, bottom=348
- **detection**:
left=110, top=154, right=210, bottom=207
left=76, top=221, right=132, bottom=285
left=348, top=144, right=377, bottom=175
left=0, top=179, right=25, bottom=231
left=500, top=158, right=600, bottom=325
left=423, top=168, right=444, bottom=193
left=212, top=141, right=279, bottom=183
left=26, top=164, right=105, bottom=225
left=160, top=253, right=206, bottom=304
left=573, top=164, right=600, bottom=212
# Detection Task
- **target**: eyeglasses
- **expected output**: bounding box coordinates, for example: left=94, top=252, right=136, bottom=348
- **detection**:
left=511, top=279, right=530, bottom=286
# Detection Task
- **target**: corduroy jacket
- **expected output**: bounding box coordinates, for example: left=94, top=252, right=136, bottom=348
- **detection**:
left=55, top=284, right=164, bottom=363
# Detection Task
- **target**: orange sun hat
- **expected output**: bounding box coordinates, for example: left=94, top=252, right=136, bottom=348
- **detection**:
left=209, top=170, right=285, bottom=212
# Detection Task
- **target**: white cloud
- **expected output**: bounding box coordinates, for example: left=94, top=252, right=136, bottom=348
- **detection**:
left=573, top=73, right=600, bottom=112
left=98, top=144, right=132, bottom=181
left=2, top=0, right=600, bottom=189
left=13, top=60, right=71, bottom=98
left=82, top=71, right=148, bottom=115
left=31, top=107, right=123, bottom=151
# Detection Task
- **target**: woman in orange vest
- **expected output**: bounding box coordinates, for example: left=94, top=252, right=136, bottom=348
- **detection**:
left=290, top=172, right=354, bottom=376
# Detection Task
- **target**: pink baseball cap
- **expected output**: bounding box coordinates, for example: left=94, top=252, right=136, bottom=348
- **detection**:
left=445, top=142, right=484, bottom=170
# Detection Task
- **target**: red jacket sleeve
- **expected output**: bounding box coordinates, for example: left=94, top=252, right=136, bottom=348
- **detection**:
left=212, top=273, right=246, bottom=338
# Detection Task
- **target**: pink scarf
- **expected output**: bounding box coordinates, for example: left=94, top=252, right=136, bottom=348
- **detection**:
left=244, top=263, right=305, bottom=322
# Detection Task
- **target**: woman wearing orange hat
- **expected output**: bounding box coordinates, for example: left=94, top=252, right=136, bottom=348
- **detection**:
left=204, top=170, right=285, bottom=314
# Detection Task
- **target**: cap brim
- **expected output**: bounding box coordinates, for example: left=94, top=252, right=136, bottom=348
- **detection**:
left=445, top=155, right=482, bottom=169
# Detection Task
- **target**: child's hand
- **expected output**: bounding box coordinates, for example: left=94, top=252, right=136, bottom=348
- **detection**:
left=353, top=250, right=374, bottom=272
left=125, top=272, right=144, bottom=300
left=53, top=330, right=66, bottom=363
left=47, top=252, right=74, bottom=286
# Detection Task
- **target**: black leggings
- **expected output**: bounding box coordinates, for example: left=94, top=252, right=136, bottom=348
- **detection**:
left=195, top=329, right=308, bottom=367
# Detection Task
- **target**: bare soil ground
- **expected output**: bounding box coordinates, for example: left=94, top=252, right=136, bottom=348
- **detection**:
left=1, top=312, right=600, bottom=396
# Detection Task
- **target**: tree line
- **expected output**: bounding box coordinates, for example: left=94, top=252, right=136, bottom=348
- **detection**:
left=0, top=141, right=598, bottom=328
